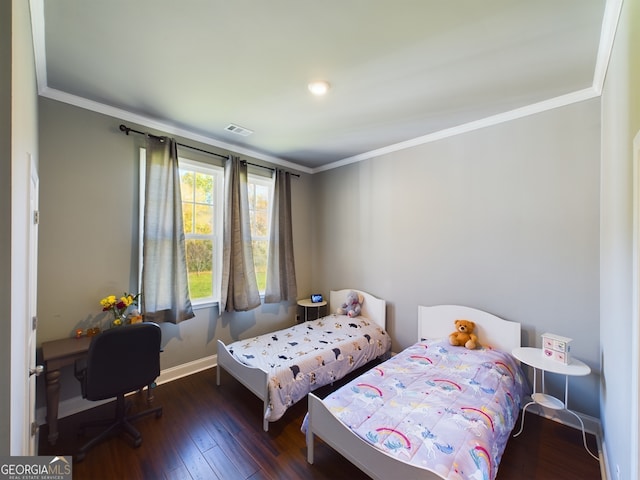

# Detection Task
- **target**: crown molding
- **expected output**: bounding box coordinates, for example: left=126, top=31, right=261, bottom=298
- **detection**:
left=29, top=0, right=47, bottom=93
left=592, top=0, right=624, bottom=95
left=313, top=87, right=600, bottom=173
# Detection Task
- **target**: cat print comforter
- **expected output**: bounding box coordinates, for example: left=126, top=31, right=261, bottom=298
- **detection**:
left=227, top=314, right=391, bottom=422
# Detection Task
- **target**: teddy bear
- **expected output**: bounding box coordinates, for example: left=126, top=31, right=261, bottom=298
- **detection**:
left=449, top=319, right=478, bottom=349
left=336, top=290, right=364, bottom=318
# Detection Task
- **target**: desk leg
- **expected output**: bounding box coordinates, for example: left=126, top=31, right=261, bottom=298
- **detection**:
left=45, top=368, right=61, bottom=445
left=146, top=385, right=155, bottom=405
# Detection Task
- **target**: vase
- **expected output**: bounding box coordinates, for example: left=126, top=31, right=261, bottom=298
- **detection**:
left=112, top=314, right=127, bottom=328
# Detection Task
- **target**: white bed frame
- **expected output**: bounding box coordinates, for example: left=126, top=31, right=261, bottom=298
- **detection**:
left=306, top=304, right=521, bottom=480
left=216, top=289, right=386, bottom=431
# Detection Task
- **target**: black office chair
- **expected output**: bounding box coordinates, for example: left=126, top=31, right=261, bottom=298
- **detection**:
left=74, top=322, right=163, bottom=462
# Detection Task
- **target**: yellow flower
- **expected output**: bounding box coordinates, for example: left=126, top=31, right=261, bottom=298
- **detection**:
left=120, top=295, right=133, bottom=307
left=100, top=295, right=117, bottom=308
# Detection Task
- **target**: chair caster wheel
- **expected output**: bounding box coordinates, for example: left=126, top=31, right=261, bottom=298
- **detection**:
left=134, top=437, right=142, bottom=448
left=76, top=452, right=85, bottom=463
left=156, top=410, right=163, bottom=418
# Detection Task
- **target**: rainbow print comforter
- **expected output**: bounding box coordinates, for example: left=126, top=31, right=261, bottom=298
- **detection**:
left=319, top=339, right=526, bottom=480
left=227, top=314, right=391, bottom=422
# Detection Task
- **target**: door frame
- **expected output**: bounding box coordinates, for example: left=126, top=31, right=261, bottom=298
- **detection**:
left=632, top=129, right=640, bottom=480
left=27, top=154, right=39, bottom=454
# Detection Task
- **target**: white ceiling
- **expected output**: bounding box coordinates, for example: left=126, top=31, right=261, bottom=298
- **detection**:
left=31, top=0, right=615, bottom=173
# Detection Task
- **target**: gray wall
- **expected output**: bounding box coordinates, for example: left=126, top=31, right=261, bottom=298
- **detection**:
left=600, top=0, right=640, bottom=478
left=36, top=97, right=314, bottom=405
left=311, top=99, right=601, bottom=418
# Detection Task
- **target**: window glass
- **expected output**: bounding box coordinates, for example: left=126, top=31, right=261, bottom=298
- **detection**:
left=178, top=161, right=222, bottom=304
left=248, top=176, right=273, bottom=293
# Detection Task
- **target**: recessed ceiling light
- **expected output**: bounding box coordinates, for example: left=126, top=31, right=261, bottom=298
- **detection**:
left=308, top=81, right=330, bottom=96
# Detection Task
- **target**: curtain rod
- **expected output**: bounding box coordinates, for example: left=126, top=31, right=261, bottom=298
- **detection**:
left=119, top=124, right=229, bottom=160
left=119, top=124, right=299, bottom=177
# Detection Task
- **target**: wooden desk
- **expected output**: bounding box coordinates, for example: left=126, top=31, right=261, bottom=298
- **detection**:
left=41, top=335, right=92, bottom=445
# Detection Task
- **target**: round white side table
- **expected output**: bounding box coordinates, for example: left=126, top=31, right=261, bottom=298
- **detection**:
left=297, top=299, right=328, bottom=322
left=511, top=347, right=598, bottom=460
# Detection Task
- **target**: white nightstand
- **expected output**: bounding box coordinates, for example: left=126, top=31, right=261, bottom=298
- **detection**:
left=511, top=347, right=598, bottom=460
left=297, top=299, right=328, bottom=322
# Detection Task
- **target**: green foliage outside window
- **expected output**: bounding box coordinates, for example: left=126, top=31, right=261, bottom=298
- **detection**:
left=181, top=168, right=216, bottom=300
left=249, top=182, right=270, bottom=293
left=179, top=163, right=272, bottom=300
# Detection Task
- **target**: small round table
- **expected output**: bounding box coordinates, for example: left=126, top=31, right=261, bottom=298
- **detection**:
left=511, top=347, right=598, bottom=460
left=297, top=299, right=328, bottom=322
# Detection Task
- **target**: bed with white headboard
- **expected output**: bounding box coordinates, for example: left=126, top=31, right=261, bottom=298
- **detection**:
left=216, top=289, right=390, bottom=431
left=305, top=304, right=524, bottom=480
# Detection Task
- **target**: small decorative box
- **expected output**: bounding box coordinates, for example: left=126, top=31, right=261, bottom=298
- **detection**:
left=541, top=332, right=572, bottom=364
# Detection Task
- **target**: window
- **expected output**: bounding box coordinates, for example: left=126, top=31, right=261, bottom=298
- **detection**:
left=140, top=150, right=273, bottom=306
left=247, top=175, right=273, bottom=293
left=179, top=159, right=223, bottom=305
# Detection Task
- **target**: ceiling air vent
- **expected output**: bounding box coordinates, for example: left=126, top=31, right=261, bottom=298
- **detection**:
left=225, top=123, right=253, bottom=136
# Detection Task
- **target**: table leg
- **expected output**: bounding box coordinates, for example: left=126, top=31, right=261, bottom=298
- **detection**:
left=565, top=409, right=599, bottom=460
left=514, top=366, right=537, bottom=438
left=45, top=368, right=61, bottom=445
left=512, top=400, right=535, bottom=437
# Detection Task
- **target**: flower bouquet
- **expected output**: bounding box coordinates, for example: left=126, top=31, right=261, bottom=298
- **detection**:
left=100, top=292, right=141, bottom=327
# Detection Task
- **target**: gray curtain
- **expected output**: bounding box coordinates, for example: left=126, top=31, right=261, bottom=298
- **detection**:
left=220, top=156, right=261, bottom=312
left=141, top=136, right=195, bottom=324
left=264, top=169, right=297, bottom=303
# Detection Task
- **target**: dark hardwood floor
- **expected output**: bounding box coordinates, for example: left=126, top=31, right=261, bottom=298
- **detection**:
left=38, top=367, right=602, bottom=480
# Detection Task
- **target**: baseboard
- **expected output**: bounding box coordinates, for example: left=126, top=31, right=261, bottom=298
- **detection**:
left=601, top=437, right=613, bottom=480
left=155, top=354, right=217, bottom=386
left=36, top=354, right=217, bottom=425
left=525, top=403, right=600, bottom=435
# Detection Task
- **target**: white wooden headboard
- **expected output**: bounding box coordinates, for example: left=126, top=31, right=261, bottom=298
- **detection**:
left=418, top=305, right=521, bottom=353
left=329, top=289, right=386, bottom=330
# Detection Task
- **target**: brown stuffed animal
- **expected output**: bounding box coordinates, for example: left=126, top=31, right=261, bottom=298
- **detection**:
left=449, top=319, right=478, bottom=349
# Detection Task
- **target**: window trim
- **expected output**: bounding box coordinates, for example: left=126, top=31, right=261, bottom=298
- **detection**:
left=179, top=158, right=224, bottom=307
left=247, top=173, right=275, bottom=295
